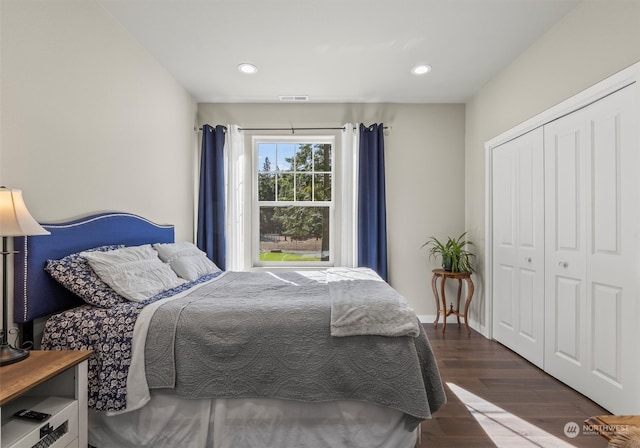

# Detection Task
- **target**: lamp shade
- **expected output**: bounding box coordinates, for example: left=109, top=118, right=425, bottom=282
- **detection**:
left=0, top=187, right=50, bottom=237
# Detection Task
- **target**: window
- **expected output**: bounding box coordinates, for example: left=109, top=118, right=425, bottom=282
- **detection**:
left=254, top=136, right=334, bottom=266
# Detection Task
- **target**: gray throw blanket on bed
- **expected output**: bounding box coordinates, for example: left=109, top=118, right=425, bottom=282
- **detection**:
left=327, top=267, right=421, bottom=337
left=144, top=270, right=446, bottom=430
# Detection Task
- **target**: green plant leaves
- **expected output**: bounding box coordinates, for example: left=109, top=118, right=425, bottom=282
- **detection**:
left=422, top=231, right=475, bottom=272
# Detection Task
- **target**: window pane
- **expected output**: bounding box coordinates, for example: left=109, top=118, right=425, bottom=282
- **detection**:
left=314, top=144, right=332, bottom=171
left=295, top=144, right=313, bottom=172
left=277, top=173, right=294, bottom=201
left=258, top=173, right=275, bottom=201
left=259, top=206, right=330, bottom=262
left=258, top=143, right=276, bottom=173
left=296, top=173, right=313, bottom=201
left=276, top=143, right=295, bottom=172
left=314, top=173, right=331, bottom=201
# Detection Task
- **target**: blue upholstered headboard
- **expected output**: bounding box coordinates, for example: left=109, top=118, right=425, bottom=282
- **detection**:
left=13, top=212, right=175, bottom=323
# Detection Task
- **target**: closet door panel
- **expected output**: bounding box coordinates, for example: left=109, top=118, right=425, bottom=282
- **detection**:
left=553, top=276, right=582, bottom=365
left=591, top=283, right=621, bottom=386
left=554, top=132, right=582, bottom=254
left=517, top=145, right=536, bottom=248
left=517, top=269, right=536, bottom=341
left=495, top=265, right=516, bottom=335
left=591, top=114, right=619, bottom=253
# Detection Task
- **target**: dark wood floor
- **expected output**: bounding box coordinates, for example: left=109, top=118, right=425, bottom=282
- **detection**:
left=418, top=323, right=610, bottom=448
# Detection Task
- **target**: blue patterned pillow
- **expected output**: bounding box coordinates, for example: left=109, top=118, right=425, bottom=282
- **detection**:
left=45, top=245, right=128, bottom=308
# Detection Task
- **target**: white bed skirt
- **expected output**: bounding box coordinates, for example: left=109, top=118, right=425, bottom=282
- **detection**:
left=89, top=391, right=418, bottom=448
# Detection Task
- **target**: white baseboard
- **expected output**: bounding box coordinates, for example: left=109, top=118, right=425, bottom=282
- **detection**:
left=418, top=314, right=489, bottom=338
left=418, top=314, right=469, bottom=325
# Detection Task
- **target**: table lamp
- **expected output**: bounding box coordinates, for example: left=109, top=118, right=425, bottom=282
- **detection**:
left=0, top=187, right=50, bottom=366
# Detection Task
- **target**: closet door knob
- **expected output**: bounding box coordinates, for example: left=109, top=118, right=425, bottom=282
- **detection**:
left=558, top=261, right=568, bottom=268
left=525, top=257, right=532, bottom=263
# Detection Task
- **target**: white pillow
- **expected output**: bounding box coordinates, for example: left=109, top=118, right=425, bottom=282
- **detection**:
left=153, top=242, right=221, bottom=281
left=81, top=244, right=186, bottom=302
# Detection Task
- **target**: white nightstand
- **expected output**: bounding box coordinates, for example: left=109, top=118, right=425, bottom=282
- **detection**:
left=0, top=350, right=92, bottom=448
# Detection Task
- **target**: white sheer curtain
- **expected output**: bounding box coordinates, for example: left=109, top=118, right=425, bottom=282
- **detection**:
left=337, top=123, right=359, bottom=268
left=224, top=125, right=248, bottom=271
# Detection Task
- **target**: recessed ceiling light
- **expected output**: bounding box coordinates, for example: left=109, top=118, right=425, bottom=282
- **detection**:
left=237, top=63, right=258, bottom=74
left=411, top=64, right=432, bottom=76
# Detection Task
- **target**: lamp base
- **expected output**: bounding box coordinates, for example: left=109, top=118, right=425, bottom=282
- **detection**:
left=0, top=343, right=29, bottom=366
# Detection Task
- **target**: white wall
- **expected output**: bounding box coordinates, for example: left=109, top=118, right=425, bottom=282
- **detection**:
left=0, top=0, right=197, bottom=331
left=465, top=0, right=640, bottom=330
left=199, top=103, right=466, bottom=317
left=1, top=0, right=197, bottom=241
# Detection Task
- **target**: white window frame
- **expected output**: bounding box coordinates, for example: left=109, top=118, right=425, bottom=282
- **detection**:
left=251, top=135, right=335, bottom=268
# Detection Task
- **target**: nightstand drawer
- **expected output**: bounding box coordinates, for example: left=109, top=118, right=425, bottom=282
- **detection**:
left=1, top=396, right=78, bottom=448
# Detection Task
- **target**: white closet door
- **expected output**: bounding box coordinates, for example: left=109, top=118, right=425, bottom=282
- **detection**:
left=584, top=86, right=638, bottom=413
left=545, top=85, right=638, bottom=413
left=492, top=127, right=545, bottom=367
left=544, top=109, right=588, bottom=391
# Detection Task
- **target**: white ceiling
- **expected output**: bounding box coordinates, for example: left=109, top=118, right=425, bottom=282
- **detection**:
left=97, top=0, right=580, bottom=104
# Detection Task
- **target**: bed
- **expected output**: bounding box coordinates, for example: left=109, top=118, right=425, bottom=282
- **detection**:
left=13, top=212, right=446, bottom=448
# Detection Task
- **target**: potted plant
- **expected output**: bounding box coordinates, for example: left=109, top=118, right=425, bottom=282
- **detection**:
left=422, top=231, right=475, bottom=273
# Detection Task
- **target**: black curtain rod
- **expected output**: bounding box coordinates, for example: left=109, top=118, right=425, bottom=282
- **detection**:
left=197, top=125, right=389, bottom=132
left=239, top=126, right=348, bottom=132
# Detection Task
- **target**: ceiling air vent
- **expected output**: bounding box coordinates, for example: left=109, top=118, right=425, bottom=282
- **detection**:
left=279, top=95, right=309, bottom=102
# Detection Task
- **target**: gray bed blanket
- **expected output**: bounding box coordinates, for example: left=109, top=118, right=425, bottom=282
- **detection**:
left=144, top=270, right=446, bottom=430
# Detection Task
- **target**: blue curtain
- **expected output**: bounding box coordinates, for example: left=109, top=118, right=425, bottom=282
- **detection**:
left=358, top=123, right=388, bottom=281
left=197, top=124, right=226, bottom=270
